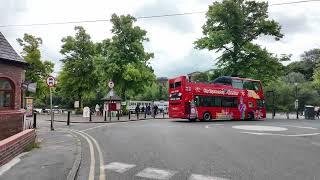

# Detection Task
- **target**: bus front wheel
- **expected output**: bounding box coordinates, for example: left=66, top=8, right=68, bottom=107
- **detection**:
left=203, top=112, right=212, bottom=121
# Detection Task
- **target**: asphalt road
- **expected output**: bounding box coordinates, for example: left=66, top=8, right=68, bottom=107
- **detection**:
left=69, top=118, right=320, bottom=180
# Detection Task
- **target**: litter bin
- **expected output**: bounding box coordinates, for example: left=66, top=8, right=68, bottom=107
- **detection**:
left=304, top=105, right=315, bottom=120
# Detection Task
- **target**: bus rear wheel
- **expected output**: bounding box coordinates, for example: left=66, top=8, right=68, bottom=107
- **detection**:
left=203, top=112, right=212, bottom=121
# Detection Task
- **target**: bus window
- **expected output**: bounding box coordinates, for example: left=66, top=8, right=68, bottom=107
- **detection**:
left=175, top=81, right=181, bottom=88
left=169, top=83, right=174, bottom=88
left=232, top=79, right=243, bottom=89
left=222, top=97, right=238, bottom=107
left=195, top=96, right=200, bottom=107
left=213, top=96, right=222, bottom=107
left=243, top=80, right=254, bottom=90
left=203, top=96, right=211, bottom=107
left=213, top=77, right=232, bottom=86
left=252, top=82, right=261, bottom=91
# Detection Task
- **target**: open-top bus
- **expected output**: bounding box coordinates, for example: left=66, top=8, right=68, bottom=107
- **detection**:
left=168, top=76, right=266, bottom=121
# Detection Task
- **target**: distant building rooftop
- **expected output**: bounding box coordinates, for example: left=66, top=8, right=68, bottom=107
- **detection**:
left=0, top=32, right=26, bottom=65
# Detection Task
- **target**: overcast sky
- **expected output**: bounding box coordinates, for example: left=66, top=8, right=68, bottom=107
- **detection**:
left=1, top=0, right=320, bottom=78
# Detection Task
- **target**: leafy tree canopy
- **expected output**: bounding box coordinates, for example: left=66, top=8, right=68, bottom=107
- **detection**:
left=17, top=34, right=54, bottom=101
left=59, top=26, right=97, bottom=108
left=96, top=14, right=155, bottom=99
left=195, top=0, right=284, bottom=83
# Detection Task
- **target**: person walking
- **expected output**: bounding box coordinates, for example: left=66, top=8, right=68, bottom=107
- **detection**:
left=154, top=105, right=158, bottom=116
left=95, top=104, right=100, bottom=116
left=135, top=104, right=140, bottom=116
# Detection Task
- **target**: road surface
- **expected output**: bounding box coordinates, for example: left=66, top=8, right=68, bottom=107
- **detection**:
left=68, top=118, right=320, bottom=180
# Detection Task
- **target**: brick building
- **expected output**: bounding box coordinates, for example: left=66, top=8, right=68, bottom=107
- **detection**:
left=0, top=32, right=27, bottom=140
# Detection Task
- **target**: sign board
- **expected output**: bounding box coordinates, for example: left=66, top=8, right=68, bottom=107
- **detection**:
left=295, top=99, right=299, bottom=109
left=46, top=76, right=56, bottom=87
left=108, top=81, right=114, bottom=89
left=74, top=101, right=80, bottom=108
left=25, top=97, right=33, bottom=117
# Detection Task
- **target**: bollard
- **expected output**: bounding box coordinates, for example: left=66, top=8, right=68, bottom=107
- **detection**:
left=33, top=112, right=37, bottom=129
left=89, top=111, right=92, bottom=122
left=137, top=112, right=139, bottom=120
left=145, top=111, right=146, bottom=119
left=117, top=111, right=120, bottom=121
left=129, top=111, right=131, bottom=120
left=104, top=111, right=107, bottom=121
left=163, top=111, right=165, bottom=119
left=67, top=111, right=70, bottom=126
left=109, top=111, right=111, bottom=122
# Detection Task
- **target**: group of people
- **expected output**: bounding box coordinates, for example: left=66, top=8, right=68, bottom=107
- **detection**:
left=135, top=104, right=159, bottom=115
left=94, top=104, right=104, bottom=116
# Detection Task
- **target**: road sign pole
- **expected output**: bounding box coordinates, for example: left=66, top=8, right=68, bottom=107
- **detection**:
left=50, top=87, right=54, bottom=131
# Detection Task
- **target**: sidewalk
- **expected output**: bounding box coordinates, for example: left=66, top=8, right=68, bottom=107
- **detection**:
left=0, top=118, right=81, bottom=180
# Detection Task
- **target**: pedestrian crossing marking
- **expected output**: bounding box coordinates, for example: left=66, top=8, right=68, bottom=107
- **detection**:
left=136, top=167, right=177, bottom=179
left=103, top=162, right=136, bottom=173
left=189, top=174, right=229, bottom=180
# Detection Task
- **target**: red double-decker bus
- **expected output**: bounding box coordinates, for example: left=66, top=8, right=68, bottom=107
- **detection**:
left=168, top=76, right=266, bottom=121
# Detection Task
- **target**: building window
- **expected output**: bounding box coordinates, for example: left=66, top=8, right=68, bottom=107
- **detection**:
left=0, top=78, right=14, bottom=109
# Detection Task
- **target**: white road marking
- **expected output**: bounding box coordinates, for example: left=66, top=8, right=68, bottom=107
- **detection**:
left=70, top=130, right=95, bottom=180
left=0, top=152, right=28, bottom=176
left=205, top=124, right=224, bottom=128
left=80, top=131, right=106, bottom=180
left=189, top=174, right=230, bottom=180
left=240, top=132, right=271, bottom=135
left=281, top=125, right=318, bottom=130
left=80, top=124, right=110, bottom=132
left=104, top=162, right=136, bottom=173
left=241, top=131, right=320, bottom=137
left=233, top=125, right=287, bottom=131
left=136, top=167, right=177, bottom=179
left=80, top=121, right=132, bottom=132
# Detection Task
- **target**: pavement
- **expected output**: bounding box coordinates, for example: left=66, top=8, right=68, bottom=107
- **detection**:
left=1, top=114, right=320, bottom=180
left=0, top=116, right=81, bottom=180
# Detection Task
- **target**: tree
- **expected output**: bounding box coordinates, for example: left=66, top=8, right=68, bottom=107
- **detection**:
left=195, top=0, right=284, bottom=82
left=17, top=34, right=54, bottom=104
left=59, top=26, right=97, bottom=108
left=313, top=65, right=320, bottom=88
left=96, top=14, right=155, bottom=99
left=286, top=49, right=320, bottom=81
left=281, top=72, right=305, bottom=84
left=193, top=72, right=210, bottom=82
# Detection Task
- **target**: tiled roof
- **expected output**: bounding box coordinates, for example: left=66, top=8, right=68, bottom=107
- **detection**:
left=0, top=32, right=26, bottom=64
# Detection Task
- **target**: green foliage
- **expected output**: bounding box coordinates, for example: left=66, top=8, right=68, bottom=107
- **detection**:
left=129, top=82, right=168, bottom=101
left=58, top=26, right=97, bottom=108
left=286, top=49, right=320, bottom=81
left=95, top=14, right=155, bottom=99
left=265, top=78, right=320, bottom=112
left=193, top=72, right=210, bottom=82
left=195, top=0, right=284, bottom=83
left=17, top=34, right=54, bottom=105
left=313, top=65, right=320, bottom=88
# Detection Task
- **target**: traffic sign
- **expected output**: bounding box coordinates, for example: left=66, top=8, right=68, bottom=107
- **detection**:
left=108, top=81, right=114, bottom=89
left=46, top=76, right=56, bottom=87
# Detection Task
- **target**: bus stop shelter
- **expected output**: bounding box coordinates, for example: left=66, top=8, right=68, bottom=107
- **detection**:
left=101, top=93, right=122, bottom=117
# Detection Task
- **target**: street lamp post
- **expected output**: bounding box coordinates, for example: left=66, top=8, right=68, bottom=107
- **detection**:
left=294, top=83, right=299, bottom=119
